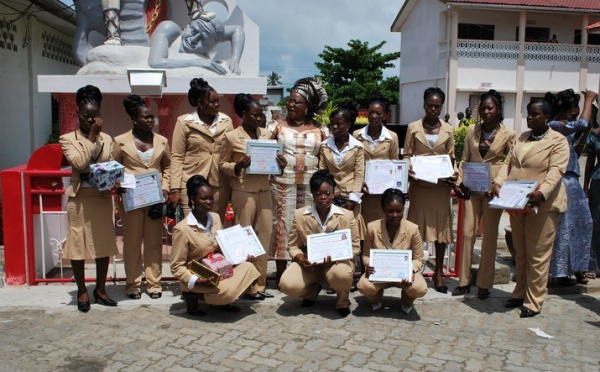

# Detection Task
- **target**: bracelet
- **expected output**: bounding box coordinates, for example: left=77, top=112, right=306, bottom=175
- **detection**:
left=169, top=189, right=180, bottom=194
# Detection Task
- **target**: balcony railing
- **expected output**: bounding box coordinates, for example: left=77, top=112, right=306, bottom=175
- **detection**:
left=452, top=39, right=598, bottom=63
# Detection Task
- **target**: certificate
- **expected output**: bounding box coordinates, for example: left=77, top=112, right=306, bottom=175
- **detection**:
left=245, top=140, right=283, bottom=175
left=410, top=155, right=454, bottom=184
left=122, top=171, right=164, bottom=211
left=461, top=162, right=491, bottom=193
left=488, top=180, right=539, bottom=210
left=365, top=160, right=409, bottom=194
left=215, top=225, right=266, bottom=265
left=306, top=229, right=353, bottom=263
left=369, top=249, right=413, bottom=283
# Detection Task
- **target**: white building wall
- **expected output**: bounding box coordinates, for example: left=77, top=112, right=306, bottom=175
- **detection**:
left=457, top=59, right=518, bottom=92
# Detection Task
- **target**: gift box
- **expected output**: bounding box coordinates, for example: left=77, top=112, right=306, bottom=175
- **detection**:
left=89, top=161, right=125, bottom=191
left=202, top=253, right=234, bottom=280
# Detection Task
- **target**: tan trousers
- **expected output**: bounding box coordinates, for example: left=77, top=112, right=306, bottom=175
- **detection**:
left=231, top=189, right=273, bottom=293
left=279, top=260, right=354, bottom=309
left=510, top=212, right=561, bottom=312
left=357, top=272, right=427, bottom=306
left=180, top=185, right=231, bottom=222
left=458, top=194, right=503, bottom=288
left=119, top=205, right=164, bottom=295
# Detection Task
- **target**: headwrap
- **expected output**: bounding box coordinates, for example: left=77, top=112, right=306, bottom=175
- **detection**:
left=291, top=77, right=328, bottom=116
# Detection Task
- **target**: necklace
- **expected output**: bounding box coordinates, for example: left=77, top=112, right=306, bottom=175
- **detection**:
left=132, top=129, right=153, bottom=142
left=292, top=119, right=307, bottom=126
left=529, top=129, right=548, bottom=141
left=482, top=124, right=499, bottom=140
left=423, top=121, right=440, bottom=131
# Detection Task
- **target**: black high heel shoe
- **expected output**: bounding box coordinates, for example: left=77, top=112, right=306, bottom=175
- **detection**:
left=93, top=290, right=118, bottom=307
left=477, top=288, right=490, bottom=300
left=520, top=307, right=540, bottom=318
left=451, top=286, right=470, bottom=296
left=77, top=291, right=90, bottom=313
left=433, top=278, right=448, bottom=294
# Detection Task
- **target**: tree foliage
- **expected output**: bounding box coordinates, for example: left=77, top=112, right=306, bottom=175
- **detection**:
left=267, top=71, right=282, bottom=86
left=315, top=39, right=400, bottom=109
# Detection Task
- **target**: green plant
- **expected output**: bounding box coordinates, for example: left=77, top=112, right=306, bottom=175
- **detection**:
left=454, top=125, right=468, bottom=163
left=315, top=102, right=336, bottom=126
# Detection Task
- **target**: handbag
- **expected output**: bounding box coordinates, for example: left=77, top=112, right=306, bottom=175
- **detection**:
left=148, top=203, right=167, bottom=220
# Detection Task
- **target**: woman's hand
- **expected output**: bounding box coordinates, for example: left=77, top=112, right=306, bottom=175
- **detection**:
left=345, top=200, right=356, bottom=211
left=401, top=274, right=414, bottom=286
left=453, top=184, right=464, bottom=198
left=234, top=155, right=251, bottom=175
left=319, top=256, right=335, bottom=267
left=195, top=276, right=215, bottom=284
left=526, top=190, right=545, bottom=207
left=87, top=118, right=103, bottom=143
left=170, top=190, right=182, bottom=206
left=276, top=153, right=287, bottom=173
left=162, top=190, right=169, bottom=201
left=491, top=183, right=501, bottom=197
left=295, top=254, right=315, bottom=270
left=246, top=255, right=257, bottom=263
left=361, top=182, right=370, bottom=194
left=408, top=167, right=417, bottom=181
left=365, top=265, right=375, bottom=278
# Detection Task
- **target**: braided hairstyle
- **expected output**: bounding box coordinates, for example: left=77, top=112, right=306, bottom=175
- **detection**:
left=188, top=78, right=214, bottom=108
left=423, top=87, right=446, bottom=104
left=123, top=94, right=146, bottom=119
left=309, top=169, right=336, bottom=194
left=380, top=188, right=406, bottom=209
left=330, top=100, right=358, bottom=125
left=479, top=89, right=504, bottom=122
left=233, top=93, right=261, bottom=118
left=545, top=89, right=580, bottom=120
left=76, top=85, right=102, bottom=109
left=186, top=175, right=211, bottom=209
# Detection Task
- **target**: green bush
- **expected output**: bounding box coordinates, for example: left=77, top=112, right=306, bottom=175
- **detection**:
left=454, top=125, right=468, bottom=163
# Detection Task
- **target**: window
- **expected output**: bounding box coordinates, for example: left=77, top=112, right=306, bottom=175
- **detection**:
left=458, top=24, right=495, bottom=40
left=574, top=30, right=600, bottom=45
left=516, top=27, right=550, bottom=42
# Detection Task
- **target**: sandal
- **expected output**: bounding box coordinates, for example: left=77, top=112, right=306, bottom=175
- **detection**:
left=574, top=272, right=589, bottom=285
left=585, top=271, right=597, bottom=280
left=128, top=292, right=142, bottom=300
left=149, top=292, right=162, bottom=299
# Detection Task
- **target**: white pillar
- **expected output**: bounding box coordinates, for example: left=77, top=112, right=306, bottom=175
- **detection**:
left=514, top=10, right=526, bottom=134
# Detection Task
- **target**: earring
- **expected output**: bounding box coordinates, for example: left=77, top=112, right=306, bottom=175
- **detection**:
left=304, top=109, right=308, bottom=115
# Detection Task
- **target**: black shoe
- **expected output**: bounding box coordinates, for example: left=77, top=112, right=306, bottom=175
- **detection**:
left=451, top=286, right=470, bottom=296
left=477, top=288, right=490, bottom=300
left=257, top=291, right=274, bottom=298
left=520, top=307, right=540, bottom=318
left=338, top=308, right=351, bottom=317
left=93, top=290, right=118, bottom=307
left=218, top=304, right=241, bottom=312
left=128, top=291, right=142, bottom=300
left=505, top=298, right=524, bottom=308
left=244, top=293, right=265, bottom=301
left=149, top=292, right=162, bottom=299
left=77, top=291, right=90, bottom=313
left=434, top=284, right=448, bottom=294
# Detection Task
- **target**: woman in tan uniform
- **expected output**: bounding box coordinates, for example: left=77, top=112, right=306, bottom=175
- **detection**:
left=171, top=175, right=260, bottom=315
left=358, top=188, right=427, bottom=314
left=404, top=87, right=455, bottom=293
left=112, top=95, right=171, bottom=300
left=452, top=90, right=516, bottom=299
left=354, top=94, right=400, bottom=225
left=492, top=99, right=568, bottom=318
left=219, top=93, right=287, bottom=300
left=59, top=85, right=118, bottom=312
left=170, top=78, right=233, bottom=219
left=279, top=171, right=360, bottom=317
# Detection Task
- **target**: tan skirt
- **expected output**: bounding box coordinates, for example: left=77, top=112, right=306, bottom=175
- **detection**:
left=63, top=188, right=118, bottom=260
left=407, top=181, right=453, bottom=243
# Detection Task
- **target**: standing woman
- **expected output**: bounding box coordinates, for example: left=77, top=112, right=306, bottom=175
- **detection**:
left=112, top=95, right=171, bottom=299
left=319, top=100, right=365, bottom=222
left=218, top=93, right=287, bottom=299
left=353, top=94, right=400, bottom=225
left=585, top=126, right=600, bottom=275
left=59, top=85, right=118, bottom=312
left=170, top=175, right=260, bottom=315
left=547, top=89, right=597, bottom=284
left=404, top=87, right=455, bottom=293
left=492, top=99, right=568, bottom=318
left=452, top=90, right=516, bottom=299
left=170, top=78, right=233, bottom=219
left=270, top=77, right=328, bottom=285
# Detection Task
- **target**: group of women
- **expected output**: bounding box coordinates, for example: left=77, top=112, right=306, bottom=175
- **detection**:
left=59, top=78, right=599, bottom=319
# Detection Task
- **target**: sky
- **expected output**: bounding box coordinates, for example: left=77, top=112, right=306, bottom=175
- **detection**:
left=61, top=0, right=404, bottom=87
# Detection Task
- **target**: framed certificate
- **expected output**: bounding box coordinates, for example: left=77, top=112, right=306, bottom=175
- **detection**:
left=410, top=154, right=454, bottom=184
left=122, top=171, right=164, bottom=211
left=369, top=249, right=413, bottom=283
left=245, top=140, right=283, bottom=175
left=461, top=162, right=491, bottom=193
left=306, top=229, right=353, bottom=263
left=365, top=160, right=409, bottom=194
left=215, top=224, right=266, bottom=265
left=488, top=180, right=539, bottom=210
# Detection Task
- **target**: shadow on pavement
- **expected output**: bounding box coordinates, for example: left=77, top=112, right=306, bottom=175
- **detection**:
left=168, top=302, right=257, bottom=321
left=275, top=295, right=352, bottom=320
left=351, top=295, right=422, bottom=321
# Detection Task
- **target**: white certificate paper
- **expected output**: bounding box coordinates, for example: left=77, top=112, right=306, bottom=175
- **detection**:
left=369, top=249, right=413, bottom=283
left=245, top=140, right=283, bottom=175
left=215, top=224, right=266, bottom=265
left=365, top=160, right=409, bottom=194
left=123, top=171, right=164, bottom=211
left=462, top=162, right=491, bottom=193
left=410, top=155, right=454, bottom=184
left=488, top=180, right=539, bottom=210
left=306, top=229, right=353, bottom=263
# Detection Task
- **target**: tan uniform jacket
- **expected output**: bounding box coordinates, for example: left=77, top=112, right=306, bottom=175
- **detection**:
left=218, top=126, right=271, bottom=192
left=494, top=128, right=569, bottom=213
left=170, top=113, right=233, bottom=190
left=362, top=218, right=424, bottom=273
left=353, top=127, right=400, bottom=161
left=112, top=131, right=171, bottom=194
left=59, top=130, right=114, bottom=197
left=318, top=144, right=365, bottom=199
left=287, top=206, right=361, bottom=260
left=457, top=124, right=516, bottom=185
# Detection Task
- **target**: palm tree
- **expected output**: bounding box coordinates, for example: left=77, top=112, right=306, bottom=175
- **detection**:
left=267, top=71, right=282, bottom=86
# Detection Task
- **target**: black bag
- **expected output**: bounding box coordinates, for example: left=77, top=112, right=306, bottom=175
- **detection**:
left=148, top=203, right=167, bottom=219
